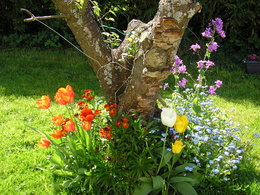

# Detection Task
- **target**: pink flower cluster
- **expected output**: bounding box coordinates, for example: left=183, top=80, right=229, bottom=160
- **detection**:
left=202, top=18, right=226, bottom=38
left=208, top=41, right=219, bottom=52
left=196, top=60, right=215, bottom=69
left=171, top=56, right=188, bottom=88
left=172, top=56, right=187, bottom=74
left=178, top=78, right=187, bottom=88
left=190, top=43, right=201, bottom=52
left=208, top=80, right=223, bottom=95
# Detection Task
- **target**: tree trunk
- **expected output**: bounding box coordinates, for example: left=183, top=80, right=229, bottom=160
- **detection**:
left=52, top=0, right=201, bottom=119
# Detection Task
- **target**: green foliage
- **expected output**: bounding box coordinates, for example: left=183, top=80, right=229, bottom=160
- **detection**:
left=2, top=0, right=258, bottom=64
left=0, top=0, right=76, bottom=48
left=102, top=31, right=121, bottom=48
left=189, top=0, right=260, bottom=52
left=92, top=1, right=101, bottom=17
left=96, top=0, right=158, bottom=23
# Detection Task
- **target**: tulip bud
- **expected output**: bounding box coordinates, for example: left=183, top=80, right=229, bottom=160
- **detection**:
left=161, top=108, right=177, bottom=127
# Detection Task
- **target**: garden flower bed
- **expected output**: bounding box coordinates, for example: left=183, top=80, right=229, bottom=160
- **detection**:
left=28, top=18, right=259, bottom=194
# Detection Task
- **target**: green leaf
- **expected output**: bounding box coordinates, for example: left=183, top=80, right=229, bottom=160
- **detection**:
left=50, top=155, right=63, bottom=167
left=52, top=169, right=74, bottom=177
left=170, top=176, right=196, bottom=183
left=78, top=168, right=91, bottom=176
left=193, top=104, right=201, bottom=114
left=152, top=176, right=164, bottom=191
left=139, top=177, right=152, bottom=183
left=105, top=17, right=115, bottom=22
left=127, top=37, right=133, bottom=42
left=193, top=98, right=202, bottom=114
left=133, top=182, right=153, bottom=195
left=161, top=151, right=173, bottom=167
left=62, top=176, right=83, bottom=188
left=101, top=32, right=110, bottom=37
left=174, top=182, right=198, bottom=195
left=109, top=10, right=116, bottom=16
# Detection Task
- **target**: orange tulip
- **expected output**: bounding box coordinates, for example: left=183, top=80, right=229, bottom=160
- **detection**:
left=77, top=101, right=87, bottom=108
left=122, top=118, right=129, bottom=123
left=110, top=104, right=117, bottom=108
left=122, top=122, right=129, bottom=129
left=87, top=95, right=94, bottom=101
left=94, top=109, right=102, bottom=115
left=104, top=104, right=117, bottom=112
left=116, top=120, right=121, bottom=127
left=82, top=121, right=92, bottom=130
left=38, top=137, right=51, bottom=148
left=52, top=129, right=66, bottom=139
left=106, top=132, right=113, bottom=140
left=80, top=107, right=95, bottom=121
left=36, top=95, right=50, bottom=109
left=99, top=126, right=113, bottom=139
left=99, top=128, right=106, bottom=137
left=52, top=114, right=63, bottom=126
left=82, top=90, right=92, bottom=97
left=54, top=85, right=74, bottom=105
left=104, top=104, right=110, bottom=111
left=62, top=118, right=75, bottom=132
left=82, top=90, right=94, bottom=101
left=109, top=108, right=117, bottom=116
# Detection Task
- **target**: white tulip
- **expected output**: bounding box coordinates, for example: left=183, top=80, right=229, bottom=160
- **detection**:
left=161, top=108, right=177, bottom=127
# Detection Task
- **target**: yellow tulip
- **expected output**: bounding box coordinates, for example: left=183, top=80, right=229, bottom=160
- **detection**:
left=174, top=115, right=189, bottom=133
left=172, top=140, right=185, bottom=154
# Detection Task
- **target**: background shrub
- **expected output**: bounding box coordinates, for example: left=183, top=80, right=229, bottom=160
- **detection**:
left=1, top=0, right=259, bottom=66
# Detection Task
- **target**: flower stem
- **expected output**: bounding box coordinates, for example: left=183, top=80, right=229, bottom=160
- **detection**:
left=157, top=127, right=169, bottom=174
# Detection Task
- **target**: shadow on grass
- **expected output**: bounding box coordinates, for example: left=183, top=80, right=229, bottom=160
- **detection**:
left=0, top=48, right=103, bottom=98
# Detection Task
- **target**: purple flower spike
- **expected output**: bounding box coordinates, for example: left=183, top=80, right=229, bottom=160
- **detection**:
left=178, top=78, right=187, bottom=88
left=208, top=86, right=216, bottom=95
left=219, top=30, right=226, bottom=38
left=208, top=41, right=219, bottom=52
left=205, top=60, right=215, bottom=68
left=212, top=18, right=226, bottom=38
left=215, top=80, right=223, bottom=88
left=202, top=18, right=226, bottom=39
left=212, top=18, right=223, bottom=31
left=202, top=27, right=213, bottom=38
left=197, top=60, right=205, bottom=69
left=174, top=55, right=183, bottom=66
left=190, top=43, right=201, bottom=52
left=163, top=83, right=169, bottom=90
left=178, top=65, right=187, bottom=74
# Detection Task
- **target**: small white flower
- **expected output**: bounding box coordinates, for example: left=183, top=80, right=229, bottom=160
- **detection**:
left=161, top=108, right=177, bottom=127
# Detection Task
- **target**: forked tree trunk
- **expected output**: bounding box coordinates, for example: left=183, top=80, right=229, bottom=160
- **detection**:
left=52, top=0, right=201, bottom=119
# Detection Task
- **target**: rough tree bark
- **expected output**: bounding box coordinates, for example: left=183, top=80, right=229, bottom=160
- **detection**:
left=52, top=0, right=201, bottom=119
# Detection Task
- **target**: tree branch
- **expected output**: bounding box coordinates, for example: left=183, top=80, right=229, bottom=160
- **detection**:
left=51, top=0, right=121, bottom=102
left=20, top=8, right=65, bottom=22
left=117, top=0, right=201, bottom=118
left=21, top=8, right=65, bottom=22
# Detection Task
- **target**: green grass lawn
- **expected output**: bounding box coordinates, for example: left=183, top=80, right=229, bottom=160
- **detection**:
left=0, top=48, right=259, bottom=194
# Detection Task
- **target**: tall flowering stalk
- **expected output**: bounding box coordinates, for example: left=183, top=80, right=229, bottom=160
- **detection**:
left=158, top=18, right=247, bottom=191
